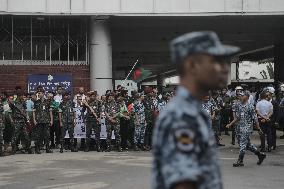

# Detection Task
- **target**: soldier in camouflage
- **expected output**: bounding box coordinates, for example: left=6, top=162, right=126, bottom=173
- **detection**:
left=33, top=89, right=53, bottom=154
left=227, top=91, right=266, bottom=167
left=82, top=91, right=102, bottom=152
left=227, top=86, right=243, bottom=145
left=133, top=93, right=147, bottom=151
left=152, top=31, right=240, bottom=189
left=10, top=93, right=32, bottom=154
left=0, top=93, right=4, bottom=156
left=105, top=93, right=122, bottom=152
left=59, top=92, right=77, bottom=153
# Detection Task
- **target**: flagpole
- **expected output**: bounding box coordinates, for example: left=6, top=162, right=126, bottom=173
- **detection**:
left=122, top=59, right=139, bottom=86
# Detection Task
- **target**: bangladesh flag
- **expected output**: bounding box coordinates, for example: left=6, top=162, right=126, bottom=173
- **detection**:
left=132, top=67, right=152, bottom=83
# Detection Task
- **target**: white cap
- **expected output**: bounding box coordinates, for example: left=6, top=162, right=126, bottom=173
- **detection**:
left=235, top=86, right=243, bottom=90
left=267, top=86, right=275, bottom=94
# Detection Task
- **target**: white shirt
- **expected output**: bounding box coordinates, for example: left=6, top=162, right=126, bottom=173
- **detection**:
left=248, top=95, right=255, bottom=105
left=256, top=99, right=273, bottom=117
left=54, top=94, right=62, bottom=103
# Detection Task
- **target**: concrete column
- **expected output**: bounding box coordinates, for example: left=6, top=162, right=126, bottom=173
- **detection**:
left=274, top=43, right=284, bottom=82
left=89, top=17, right=113, bottom=95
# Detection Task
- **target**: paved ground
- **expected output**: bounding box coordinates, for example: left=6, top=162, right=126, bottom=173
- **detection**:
left=1, top=132, right=284, bottom=189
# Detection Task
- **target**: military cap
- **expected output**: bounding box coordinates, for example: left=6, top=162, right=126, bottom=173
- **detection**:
left=170, top=31, right=240, bottom=64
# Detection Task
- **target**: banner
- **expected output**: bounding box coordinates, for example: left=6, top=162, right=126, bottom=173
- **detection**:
left=65, top=106, right=114, bottom=139
left=28, top=74, right=72, bottom=93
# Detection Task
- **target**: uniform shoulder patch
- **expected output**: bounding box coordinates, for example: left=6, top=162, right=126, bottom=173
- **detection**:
left=174, top=128, right=195, bottom=152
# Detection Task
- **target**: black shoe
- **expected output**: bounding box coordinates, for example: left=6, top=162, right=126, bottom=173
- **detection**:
left=144, top=146, right=151, bottom=151
left=118, top=148, right=123, bottom=152
left=27, top=149, right=33, bottom=154
left=60, top=148, right=63, bottom=153
left=105, top=146, right=111, bottom=152
left=97, top=147, right=101, bottom=152
left=35, top=150, right=41, bottom=154
left=257, top=153, right=266, bottom=165
left=50, top=144, right=55, bottom=149
left=267, top=147, right=272, bottom=152
left=233, top=160, right=244, bottom=167
left=231, top=141, right=235, bottom=145
left=71, top=147, right=77, bottom=152
left=133, top=145, right=140, bottom=151
left=217, top=143, right=225, bottom=147
left=73, top=148, right=78, bottom=152
left=46, top=149, right=53, bottom=153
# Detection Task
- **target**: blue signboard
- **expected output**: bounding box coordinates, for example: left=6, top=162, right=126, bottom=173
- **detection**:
left=28, top=74, right=72, bottom=93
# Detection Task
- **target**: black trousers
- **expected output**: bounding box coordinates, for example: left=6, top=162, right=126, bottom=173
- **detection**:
left=120, top=118, right=130, bottom=149
left=260, top=121, right=272, bottom=149
left=50, top=120, right=60, bottom=145
left=144, top=122, right=154, bottom=147
left=271, top=123, right=277, bottom=147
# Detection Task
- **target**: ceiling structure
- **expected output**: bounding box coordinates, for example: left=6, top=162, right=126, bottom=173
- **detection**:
left=110, top=15, right=284, bottom=79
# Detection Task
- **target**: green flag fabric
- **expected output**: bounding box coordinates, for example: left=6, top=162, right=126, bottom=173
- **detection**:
left=132, top=68, right=152, bottom=83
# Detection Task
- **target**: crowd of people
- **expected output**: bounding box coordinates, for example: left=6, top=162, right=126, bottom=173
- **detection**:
left=0, top=83, right=284, bottom=157
left=202, top=84, right=284, bottom=166
left=0, top=85, right=172, bottom=156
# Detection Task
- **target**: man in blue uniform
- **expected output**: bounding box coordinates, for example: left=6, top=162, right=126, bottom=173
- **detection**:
left=227, top=91, right=266, bottom=167
left=152, top=31, right=240, bottom=189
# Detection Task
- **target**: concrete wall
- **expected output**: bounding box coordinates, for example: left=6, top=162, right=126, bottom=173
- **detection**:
left=0, top=65, right=90, bottom=94
left=1, top=0, right=284, bottom=15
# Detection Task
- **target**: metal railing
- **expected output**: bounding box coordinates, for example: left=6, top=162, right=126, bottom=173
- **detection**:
left=0, top=60, right=88, bottom=66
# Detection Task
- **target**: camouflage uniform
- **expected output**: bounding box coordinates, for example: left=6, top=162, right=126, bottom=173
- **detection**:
left=233, top=100, right=266, bottom=166
left=105, top=101, right=121, bottom=150
left=83, top=100, right=101, bottom=151
left=235, top=102, right=258, bottom=156
left=202, top=100, right=215, bottom=118
left=10, top=100, right=31, bottom=153
left=33, top=99, right=52, bottom=153
left=59, top=100, right=76, bottom=152
left=152, top=87, right=223, bottom=189
left=133, top=100, right=146, bottom=146
left=0, top=102, right=4, bottom=156
left=232, top=98, right=241, bottom=144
